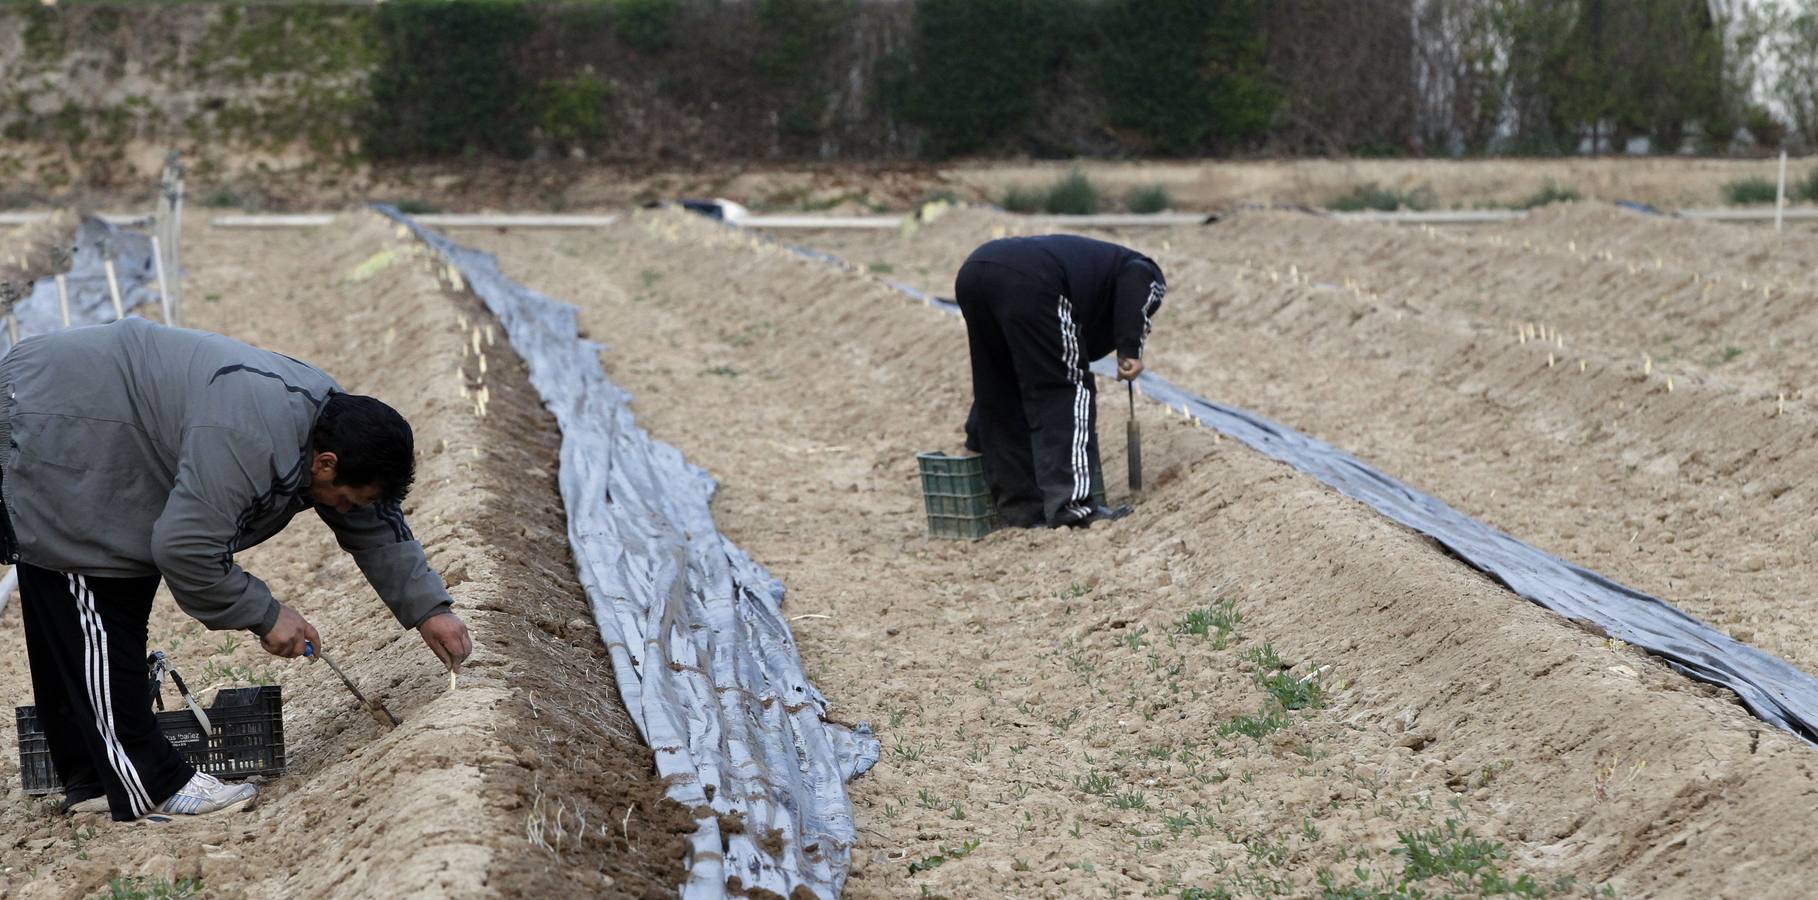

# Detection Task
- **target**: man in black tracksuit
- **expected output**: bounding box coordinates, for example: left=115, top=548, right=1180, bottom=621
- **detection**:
left=957, top=235, right=1165, bottom=528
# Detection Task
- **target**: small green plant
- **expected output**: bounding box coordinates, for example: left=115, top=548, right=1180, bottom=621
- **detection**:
left=907, top=838, right=980, bottom=874
left=1716, top=346, right=1743, bottom=365
left=1110, top=790, right=1147, bottom=810
left=1120, top=625, right=1150, bottom=651
left=1218, top=709, right=1287, bottom=740
left=701, top=365, right=738, bottom=377
left=1126, top=184, right=1172, bottom=214
left=1176, top=600, right=1241, bottom=647
left=866, top=261, right=895, bottom=275
left=891, top=736, right=926, bottom=762
left=1044, top=170, right=1099, bottom=215
left=1330, top=183, right=1433, bottom=212
left=199, top=661, right=275, bottom=686
left=1075, top=772, right=1115, bottom=795
left=215, top=634, right=241, bottom=656
left=106, top=877, right=203, bottom=900
left=1725, top=176, right=1778, bottom=205
left=916, top=788, right=946, bottom=809
left=1394, top=819, right=1529, bottom=891
left=1259, top=671, right=1325, bottom=711
left=393, top=199, right=442, bottom=215
left=1244, top=643, right=1283, bottom=672
left=1518, top=183, right=1581, bottom=209
left=1003, top=185, right=1044, bottom=213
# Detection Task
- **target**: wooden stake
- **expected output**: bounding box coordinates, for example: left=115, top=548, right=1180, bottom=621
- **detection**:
left=1666, top=376, right=1674, bottom=393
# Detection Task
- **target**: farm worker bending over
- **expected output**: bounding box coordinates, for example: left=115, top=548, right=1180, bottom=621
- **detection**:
left=957, top=234, right=1165, bottom=528
left=0, top=318, right=472, bottom=822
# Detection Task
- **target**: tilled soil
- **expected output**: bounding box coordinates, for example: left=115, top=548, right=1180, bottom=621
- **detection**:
left=461, top=208, right=1818, bottom=898
left=811, top=204, right=1818, bottom=674
left=0, top=214, right=690, bottom=898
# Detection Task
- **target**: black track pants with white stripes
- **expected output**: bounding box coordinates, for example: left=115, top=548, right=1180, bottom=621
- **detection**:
left=958, top=260, right=1100, bottom=527
left=18, top=563, right=194, bottom=820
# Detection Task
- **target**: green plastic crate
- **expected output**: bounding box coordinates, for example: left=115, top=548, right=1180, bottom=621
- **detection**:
left=917, top=452, right=1000, bottom=540
left=917, top=449, right=1109, bottom=539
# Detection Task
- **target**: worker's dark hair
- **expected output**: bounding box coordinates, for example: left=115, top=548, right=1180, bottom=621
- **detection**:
left=312, top=392, right=415, bottom=504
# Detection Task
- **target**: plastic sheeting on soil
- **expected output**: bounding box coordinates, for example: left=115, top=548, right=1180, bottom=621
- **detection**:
left=755, top=216, right=1818, bottom=746
left=379, top=207, right=879, bottom=899
left=1, top=215, right=160, bottom=354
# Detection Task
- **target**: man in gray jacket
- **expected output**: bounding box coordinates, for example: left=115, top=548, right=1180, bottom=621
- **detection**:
left=1, top=317, right=472, bottom=822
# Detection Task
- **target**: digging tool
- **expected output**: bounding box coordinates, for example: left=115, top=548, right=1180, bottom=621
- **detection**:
left=1126, top=381, right=1143, bottom=492
left=305, top=641, right=401, bottom=727
left=147, top=651, right=212, bottom=737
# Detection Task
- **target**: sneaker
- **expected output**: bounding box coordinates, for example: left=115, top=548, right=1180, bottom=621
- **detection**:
left=61, top=793, right=109, bottom=815
left=1057, top=504, right=1132, bottom=529
left=153, top=771, right=257, bottom=817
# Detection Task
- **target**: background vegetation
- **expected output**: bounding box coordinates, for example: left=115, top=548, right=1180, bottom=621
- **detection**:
left=1, top=0, right=1814, bottom=163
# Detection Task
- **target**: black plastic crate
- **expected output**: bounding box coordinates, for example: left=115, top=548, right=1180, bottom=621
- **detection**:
left=16, top=685, right=285, bottom=795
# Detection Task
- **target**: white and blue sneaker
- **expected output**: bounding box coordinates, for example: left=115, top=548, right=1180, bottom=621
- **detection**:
left=152, top=771, right=257, bottom=817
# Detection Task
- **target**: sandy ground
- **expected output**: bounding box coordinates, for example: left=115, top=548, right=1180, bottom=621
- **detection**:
left=457, top=208, right=1818, bottom=898
left=0, top=214, right=690, bottom=897
left=7, top=192, right=1815, bottom=897
left=806, top=204, right=1818, bottom=675
left=7, top=146, right=1816, bottom=216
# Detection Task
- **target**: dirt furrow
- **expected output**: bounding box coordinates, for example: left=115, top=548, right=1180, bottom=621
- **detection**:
left=460, top=208, right=1817, bottom=898
left=0, top=214, right=688, bottom=898
left=803, top=207, right=1818, bottom=676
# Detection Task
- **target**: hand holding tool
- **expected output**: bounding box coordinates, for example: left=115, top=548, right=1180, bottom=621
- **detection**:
left=305, top=640, right=401, bottom=727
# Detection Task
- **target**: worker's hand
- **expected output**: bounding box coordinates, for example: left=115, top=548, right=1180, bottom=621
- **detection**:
left=1116, top=355, right=1144, bottom=381
left=261, top=604, right=321, bottom=659
left=419, top=611, right=473, bottom=674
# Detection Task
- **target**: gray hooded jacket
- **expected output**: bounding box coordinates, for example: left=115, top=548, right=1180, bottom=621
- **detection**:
left=0, top=318, right=451, bottom=636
